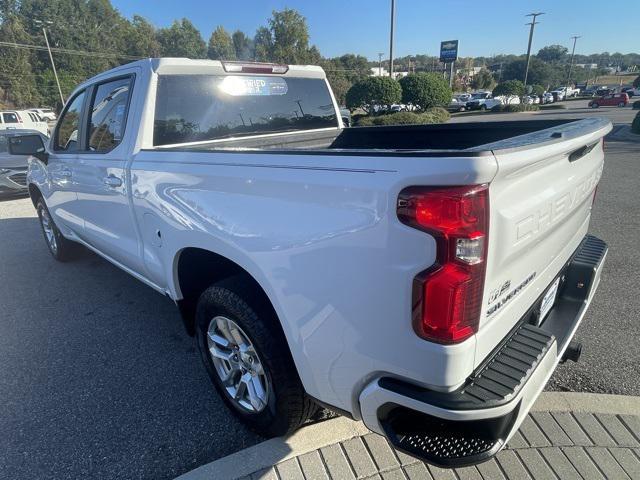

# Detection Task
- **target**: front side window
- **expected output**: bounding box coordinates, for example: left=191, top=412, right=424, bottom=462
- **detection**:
left=3, top=112, right=18, bottom=123
left=153, top=75, right=338, bottom=146
left=55, top=91, right=86, bottom=152
left=88, top=77, right=132, bottom=152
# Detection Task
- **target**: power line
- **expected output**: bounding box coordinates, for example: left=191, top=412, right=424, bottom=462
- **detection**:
left=0, top=40, right=143, bottom=60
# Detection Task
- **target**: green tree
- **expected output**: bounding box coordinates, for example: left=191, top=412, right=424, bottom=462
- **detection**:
left=537, top=45, right=569, bottom=64
left=0, top=4, right=40, bottom=108
left=125, top=15, right=160, bottom=57
left=345, top=76, right=401, bottom=113
left=471, top=68, right=496, bottom=90
left=157, top=18, right=206, bottom=58
left=492, top=80, right=526, bottom=97
left=253, top=8, right=318, bottom=64
left=502, top=57, right=560, bottom=88
left=207, top=25, right=235, bottom=60
left=399, top=73, right=452, bottom=110
left=232, top=30, right=252, bottom=60
left=633, top=75, right=640, bottom=88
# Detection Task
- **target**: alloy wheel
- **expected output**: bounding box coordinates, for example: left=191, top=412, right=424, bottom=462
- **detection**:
left=39, top=207, right=57, bottom=254
left=206, top=315, right=270, bottom=412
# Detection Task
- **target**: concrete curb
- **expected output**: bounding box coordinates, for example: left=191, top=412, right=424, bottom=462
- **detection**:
left=176, top=392, right=640, bottom=480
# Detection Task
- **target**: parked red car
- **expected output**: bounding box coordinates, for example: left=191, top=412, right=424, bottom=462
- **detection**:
left=589, top=92, right=629, bottom=108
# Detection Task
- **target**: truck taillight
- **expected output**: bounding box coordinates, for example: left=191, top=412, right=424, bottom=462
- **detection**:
left=398, top=185, right=489, bottom=344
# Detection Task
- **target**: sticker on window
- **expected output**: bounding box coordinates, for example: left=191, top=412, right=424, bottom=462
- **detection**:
left=218, top=76, right=288, bottom=96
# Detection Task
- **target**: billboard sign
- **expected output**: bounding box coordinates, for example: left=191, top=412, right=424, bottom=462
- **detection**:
left=440, top=40, right=459, bottom=63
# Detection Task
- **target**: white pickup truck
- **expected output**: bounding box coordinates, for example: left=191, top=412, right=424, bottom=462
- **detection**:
left=8, top=58, right=610, bottom=467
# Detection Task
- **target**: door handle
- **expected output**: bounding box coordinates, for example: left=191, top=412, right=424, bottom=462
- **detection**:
left=103, top=175, right=123, bottom=188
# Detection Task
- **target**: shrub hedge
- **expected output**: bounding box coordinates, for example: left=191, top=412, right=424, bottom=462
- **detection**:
left=632, top=100, right=640, bottom=110
left=490, top=104, right=540, bottom=113
left=632, top=111, right=640, bottom=135
left=355, top=108, right=450, bottom=126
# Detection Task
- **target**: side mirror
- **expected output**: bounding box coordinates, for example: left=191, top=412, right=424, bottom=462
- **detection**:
left=8, top=134, right=48, bottom=164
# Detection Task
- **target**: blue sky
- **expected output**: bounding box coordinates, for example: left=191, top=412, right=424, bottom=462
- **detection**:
left=111, top=0, right=635, bottom=60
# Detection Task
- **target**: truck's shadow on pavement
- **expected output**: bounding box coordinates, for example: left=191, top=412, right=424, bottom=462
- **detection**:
left=0, top=216, right=263, bottom=480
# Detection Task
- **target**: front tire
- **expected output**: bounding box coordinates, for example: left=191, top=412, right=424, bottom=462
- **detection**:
left=195, top=276, right=317, bottom=437
left=36, top=199, right=79, bottom=262
left=618, top=102, right=626, bottom=107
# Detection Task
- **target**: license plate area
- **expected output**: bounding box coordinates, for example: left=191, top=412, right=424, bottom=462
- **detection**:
left=537, top=277, right=561, bottom=326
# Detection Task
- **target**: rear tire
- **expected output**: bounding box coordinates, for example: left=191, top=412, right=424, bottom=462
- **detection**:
left=591, top=103, right=599, bottom=108
left=195, top=275, right=317, bottom=437
left=480, top=104, right=487, bottom=111
left=618, top=102, right=625, bottom=107
left=36, top=199, right=79, bottom=262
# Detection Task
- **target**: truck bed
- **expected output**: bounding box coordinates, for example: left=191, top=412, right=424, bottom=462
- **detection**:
left=153, top=118, right=609, bottom=156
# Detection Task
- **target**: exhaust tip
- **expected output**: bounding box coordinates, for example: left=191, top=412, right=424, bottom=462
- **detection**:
left=561, top=341, right=582, bottom=363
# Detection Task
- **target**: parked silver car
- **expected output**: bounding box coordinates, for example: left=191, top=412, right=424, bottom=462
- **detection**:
left=0, top=129, right=48, bottom=197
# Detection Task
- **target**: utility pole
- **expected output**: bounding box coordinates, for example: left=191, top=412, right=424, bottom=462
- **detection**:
left=566, top=35, right=581, bottom=86
left=523, top=12, right=544, bottom=89
left=35, top=19, right=64, bottom=106
left=378, top=52, right=384, bottom=76
left=389, top=0, right=395, bottom=78
left=449, top=61, right=455, bottom=88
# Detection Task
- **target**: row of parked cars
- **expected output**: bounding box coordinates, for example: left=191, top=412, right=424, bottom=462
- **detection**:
left=0, top=108, right=56, bottom=137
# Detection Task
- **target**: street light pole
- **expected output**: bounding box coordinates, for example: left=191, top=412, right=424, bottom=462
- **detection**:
left=35, top=20, right=64, bottom=106
left=378, top=52, right=384, bottom=76
left=389, top=0, right=395, bottom=78
left=566, top=35, right=581, bottom=86
left=523, top=12, right=544, bottom=89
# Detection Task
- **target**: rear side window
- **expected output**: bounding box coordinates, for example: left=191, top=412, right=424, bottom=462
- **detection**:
left=153, top=75, right=337, bottom=146
left=3, top=112, right=18, bottom=123
left=87, top=77, right=132, bottom=152
left=55, top=91, right=86, bottom=152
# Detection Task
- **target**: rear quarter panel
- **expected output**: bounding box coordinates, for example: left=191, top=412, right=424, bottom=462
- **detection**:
left=129, top=149, right=497, bottom=413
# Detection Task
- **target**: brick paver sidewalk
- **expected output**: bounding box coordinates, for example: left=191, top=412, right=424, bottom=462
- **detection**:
left=178, top=394, right=640, bottom=480
left=248, top=412, right=640, bottom=480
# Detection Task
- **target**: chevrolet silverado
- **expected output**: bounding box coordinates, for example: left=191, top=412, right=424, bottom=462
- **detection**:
left=8, top=58, right=610, bottom=467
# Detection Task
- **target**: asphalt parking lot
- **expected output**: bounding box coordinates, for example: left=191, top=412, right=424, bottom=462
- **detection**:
left=0, top=103, right=638, bottom=479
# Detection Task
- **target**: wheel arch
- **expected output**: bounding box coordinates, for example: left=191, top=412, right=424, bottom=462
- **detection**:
left=172, top=247, right=281, bottom=340
left=28, top=183, right=43, bottom=207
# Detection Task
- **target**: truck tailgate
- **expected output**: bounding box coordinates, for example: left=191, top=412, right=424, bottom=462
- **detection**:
left=475, top=118, right=611, bottom=365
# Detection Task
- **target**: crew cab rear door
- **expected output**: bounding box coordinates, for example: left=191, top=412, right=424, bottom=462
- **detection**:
left=72, top=73, right=144, bottom=273
left=475, top=119, right=611, bottom=363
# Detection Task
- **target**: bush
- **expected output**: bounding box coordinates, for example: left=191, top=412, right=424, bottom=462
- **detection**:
left=632, top=111, right=640, bottom=135
left=355, top=108, right=450, bottom=126
left=539, top=104, right=567, bottom=110
left=529, top=84, right=545, bottom=96
left=634, top=75, right=640, bottom=89
left=399, top=73, right=452, bottom=110
left=345, top=76, right=402, bottom=112
left=493, top=80, right=526, bottom=97
left=633, top=100, right=640, bottom=110
left=490, top=104, right=540, bottom=113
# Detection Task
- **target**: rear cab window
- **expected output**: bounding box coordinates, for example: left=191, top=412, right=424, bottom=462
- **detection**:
left=2, top=112, right=19, bottom=124
left=153, top=75, right=338, bottom=146
left=87, top=76, right=133, bottom=152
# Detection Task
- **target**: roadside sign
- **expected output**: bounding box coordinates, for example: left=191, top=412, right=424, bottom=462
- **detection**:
left=440, top=40, right=458, bottom=63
